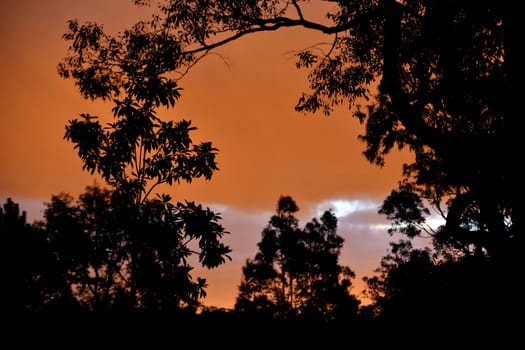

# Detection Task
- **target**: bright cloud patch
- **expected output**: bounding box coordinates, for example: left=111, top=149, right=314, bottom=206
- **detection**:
left=316, top=199, right=379, bottom=218
left=425, top=213, right=446, bottom=230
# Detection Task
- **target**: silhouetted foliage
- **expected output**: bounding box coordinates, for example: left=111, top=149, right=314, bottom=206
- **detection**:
left=55, top=0, right=232, bottom=315
left=1, top=198, right=30, bottom=313
left=56, top=0, right=522, bottom=325
left=362, top=239, right=511, bottom=325
left=1, top=198, right=82, bottom=314
left=36, top=185, right=230, bottom=312
left=235, top=195, right=360, bottom=322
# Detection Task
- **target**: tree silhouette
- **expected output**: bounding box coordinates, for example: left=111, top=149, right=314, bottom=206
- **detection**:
left=61, top=113, right=231, bottom=311
left=1, top=198, right=79, bottom=314
left=56, top=7, right=231, bottom=313
left=362, top=239, right=505, bottom=325
left=37, top=185, right=230, bottom=313
left=2, top=198, right=37, bottom=313
left=235, top=195, right=360, bottom=322
left=1, top=198, right=30, bottom=313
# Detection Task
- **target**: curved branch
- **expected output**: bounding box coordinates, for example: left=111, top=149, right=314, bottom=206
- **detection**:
left=182, top=16, right=352, bottom=57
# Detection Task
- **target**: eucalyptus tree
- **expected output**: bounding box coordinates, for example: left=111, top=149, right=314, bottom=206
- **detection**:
left=235, top=196, right=359, bottom=322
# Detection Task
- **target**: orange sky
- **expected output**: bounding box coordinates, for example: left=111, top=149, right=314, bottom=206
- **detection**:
left=0, top=0, right=421, bottom=308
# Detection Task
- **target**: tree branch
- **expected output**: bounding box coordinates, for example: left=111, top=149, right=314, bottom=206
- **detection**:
left=181, top=16, right=352, bottom=57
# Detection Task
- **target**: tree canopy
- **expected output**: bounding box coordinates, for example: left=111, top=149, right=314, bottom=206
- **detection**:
left=54, top=0, right=239, bottom=313
left=235, top=195, right=360, bottom=322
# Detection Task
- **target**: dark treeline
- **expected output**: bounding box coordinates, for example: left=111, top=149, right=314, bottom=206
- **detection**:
left=1, top=193, right=518, bottom=345
left=2, top=0, right=522, bottom=343
left=1, top=192, right=518, bottom=328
